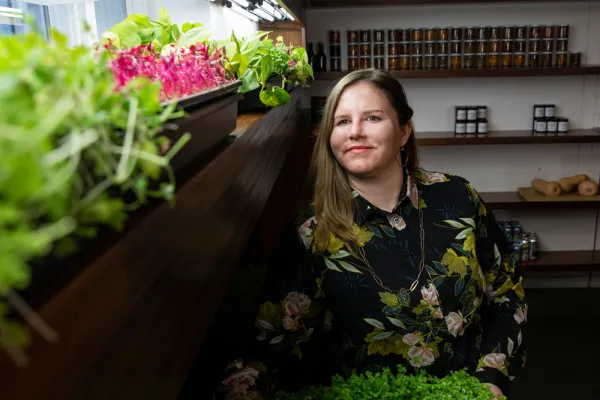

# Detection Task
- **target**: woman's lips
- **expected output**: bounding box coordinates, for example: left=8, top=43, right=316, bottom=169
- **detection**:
left=347, top=146, right=372, bottom=153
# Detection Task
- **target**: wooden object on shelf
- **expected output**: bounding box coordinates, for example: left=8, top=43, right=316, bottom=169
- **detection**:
left=479, top=191, right=600, bottom=209
left=520, top=250, right=600, bottom=272
left=517, top=187, right=600, bottom=202
left=0, top=91, right=311, bottom=400
left=314, top=66, right=600, bottom=80
left=308, top=0, right=600, bottom=8
left=416, top=129, right=600, bottom=146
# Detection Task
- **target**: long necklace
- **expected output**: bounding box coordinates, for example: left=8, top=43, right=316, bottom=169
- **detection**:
left=357, top=193, right=429, bottom=294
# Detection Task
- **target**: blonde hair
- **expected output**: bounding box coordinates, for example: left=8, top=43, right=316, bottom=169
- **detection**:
left=310, top=69, right=419, bottom=253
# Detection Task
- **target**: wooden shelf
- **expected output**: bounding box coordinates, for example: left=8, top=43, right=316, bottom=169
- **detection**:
left=315, top=66, right=600, bottom=80
left=480, top=191, right=600, bottom=209
left=521, top=251, right=600, bottom=272
left=309, top=0, right=600, bottom=7
left=416, top=129, right=600, bottom=146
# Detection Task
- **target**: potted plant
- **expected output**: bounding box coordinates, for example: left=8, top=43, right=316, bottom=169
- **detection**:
left=221, top=32, right=314, bottom=112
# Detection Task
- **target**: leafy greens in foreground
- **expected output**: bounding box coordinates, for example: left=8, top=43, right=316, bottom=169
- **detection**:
left=0, top=27, right=188, bottom=364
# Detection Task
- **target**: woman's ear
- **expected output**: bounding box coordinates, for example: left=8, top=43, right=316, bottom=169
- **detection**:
left=400, top=120, right=413, bottom=146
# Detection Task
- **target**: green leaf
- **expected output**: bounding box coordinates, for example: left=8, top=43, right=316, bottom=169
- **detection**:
left=239, top=68, right=260, bottom=93
left=494, top=243, right=501, bottom=266
left=304, top=63, right=314, bottom=80
left=177, top=26, right=211, bottom=47
left=171, top=24, right=181, bottom=42
left=339, top=261, right=362, bottom=274
left=372, top=331, right=394, bottom=341
left=108, top=20, right=142, bottom=48
left=324, top=257, right=342, bottom=272
left=125, top=14, right=151, bottom=28
left=273, top=88, right=291, bottom=104
left=260, top=54, right=273, bottom=85
left=387, top=317, right=407, bottom=329
left=292, top=46, right=308, bottom=63
left=432, top=261, right=448, bottom=275
left=444, top=220, right=466, bottom=229
left=330, top=250, right=350, bottom=259
left=259, top=90, right=280, bottom=107
left=364, top=318, right=385, bottom=330
left=380, top=224, right=395, bottom=238
left=460, top=217, right=476, bottom=228
left=366, top=223, right=382, bottom=238
left=455, top=277, right=466, bottom=295
left=158, top=7, right=172, bottom=25
left=455, top=227, right=473, bottom=240
left=137, top=28, right=155, bottom=44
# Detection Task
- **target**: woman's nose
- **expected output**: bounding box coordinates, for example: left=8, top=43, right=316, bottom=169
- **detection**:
left=349, top=120, right=363, bottom=139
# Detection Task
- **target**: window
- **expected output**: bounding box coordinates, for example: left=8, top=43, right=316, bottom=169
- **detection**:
left=0, top=1, right=49, bottom=39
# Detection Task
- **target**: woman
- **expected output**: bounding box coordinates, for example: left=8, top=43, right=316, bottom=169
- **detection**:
left=221, top=69, right=527, bottom=399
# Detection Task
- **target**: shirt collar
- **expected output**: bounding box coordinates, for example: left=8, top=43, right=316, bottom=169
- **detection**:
left=352, top=169, right=420, bottom=224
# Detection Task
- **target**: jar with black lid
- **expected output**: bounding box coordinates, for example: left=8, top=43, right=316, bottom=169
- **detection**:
left=476, top=40, right=488, bottom=53
left=488, top=53, right=499, bottom=68
left=476, top=27, right=487, bottom=40
left=541, top=52, right=553, bottom=68
left=360, top=30, right=371, bottom=43
left=557, top=52, right=568, bottom=67
left=501, top=53, right=513, bottom=68
left=516, top=26, right=526, bottom=39
left=570, top=52, right=582, bottom=67
left=558, top=118, right=569, bottom=135
left=437, top=41, right=448, bottom=54
left=455, top=106, right=467, bottom=121
left=489, top=40, right=500, bottom=53
left=438, top=27, right=450, bottom=41
left=330, top=57, right=341, bottom=72
left=466, top=106, right=478, bottom=121
left=502, top=26, right=515, bottom=40
left=558, top=25, right=570, bottom=39
left=399, top=55, right=410, bottom=70
left=514, top=53, right=525, bottom=68
left=451, top=27, right=463, bottom=41
left=411, top=55, right=423, bottom=70
left=388, top=29, right=400, bottom=43
left=398, top=42, right=410, bottom=55
left=412, top=41, right=424, bottom=55
left=412, top=28, right=423, bottom=42
left=437, top=54, right=449, bottom=69
left=387, top=56, right=399, bottom=71
left=477, top=118, right=488, bottom=136
left=424, top=41, right=436, bottom=55
left=529, top=53, right=540, bottom=68
left=330, top=44, right=341, bottom=57
left=533, top=104, right=545, bottom=119
left=557, top=39, right=568, bottom=52
left=359, top=57, right=372, bottom=69
left=374, top=43, right=385, bottom=56
left=425, top=28, right=437, bottom=41
left=529, top=40, right=541, bottom=53
left=464, top=54, right=475, bottom=69
left=464, top=40, right=476, bottom=54
left=466, top=120, right=477, bottom=138
left=455, top=120, right=466, bottom=137
left=359, top=43, right=371, bottom=57
left=475, top=54, right=486, bottom=69
left=400, top=29, right=411, bottom=42
left=489, top=26, right=501, bottom=40
left=451, top=54, right=461, bottom=69
left=451, top=41, right=462, bottom=53
left=465, top=27, right=476, bottom=41
left=477, top=106, right=488, bottom=119
left=348, top=57, right=359, bottom=71
left=329, top=30, right=341, bottom=44
left=424, top=55, right=436, bottom=70
left=543, top=25, right=555, bottom=39
left=544, top=104, right=555, bottom=118
left=374, top=57, right=385, bottom=70
left=373, top=30, right=384, bottom=43
left=529, top=25, right=542, bottom=39
left=347, top=30, right=358, bottom=44
left=388, top=42, right=399, bottom=56
left=348, top=44, right=359, bottom=57
left=542, top=39, right=554, bottom=52
left=515, top=39, right=526, bottom=53
left=534, top=118, right=547, bottom=136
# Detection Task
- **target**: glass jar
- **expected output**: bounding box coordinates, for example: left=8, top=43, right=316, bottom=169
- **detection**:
left=516, top=26, right=526, bottom=39
left=501, top=53, right=513, bottom=68
left=570, top=52, right=582, bottom=67
left=501, top=40, right=514, bottom=53
left=399, top=55, right=410, bottom=70
left=529, top=40, right=541, bottom=53
left=557, top=52, right=568, bottom=67
left=451, top=53, right=462, bottom=69
left=475, top=53, right=487, bottom=69
left=388, top=29, right=400, bottom=43
left=557, top=39, right=568, bottom=52
left=348, top=57, right=359, bottom=71
left=374, top=30, right=384, bottom=43
left=489, top=40, right=500, bottom=53
left=437, top=41, right=449, bottom=54
left=464, top=40, right=476, bottom=54
left=542, top=52, right=553, bottom=68
left=515, top=39, right=526, bottom=53
left=412, top=28, right=423, bottom=42
left=465, top=27, right=476, bottom=41
left=542, top=39, right=554, bottom=52
left=400, top=29, right=411, bottom=42
left=438, top=27, right=450, bottom=41
left=488, top=53, right=500, bottom=68
left=425, top=28, right=437, bottom=41
left=412, top=41, right=424, bottom=55
left=489, top=26, right=501, bottom=40
left=464, top=53, right=475, bottom=69
left=399, top=42, right=410, bottom=55
left=374, top=57, right=385, bottom=69
left=529, top=25, right=542, bottom=39
left=347, top=30, right=358, bottom=44
left=424, top=41, right=436, bottom=55
left=359, top=44, right=371, bottom=56
left=529, top=52, right=540, bottom=68
left=424, top=54, right=436, bottom=70
left=476, top=27, right=487, bottom=40
left=558, top=25, right=569, bottom=39
left=348, top=44, right=359, bottom=57
left=514, top=52, right=525, bottom=68
left=330, top=45, right=341, bottom=57
left=359, top=57, right=371, bottom=69
left=360, top=30, right=371, bottom=43
left=543, top=25, right=555, bottom=39
left=329, top=30, right=341, bottom=44
left=330, top=57, right=341, bottom=71
left=387, top=56, right=398, bottom=70
left=451, top=41, right=462, bottom=53
left=388, top=43, right=399, bottom=56
left=503, top=26, right=515, bottom=40
left=374, top=44, right=384, bottom=56
left=437, top=54, right=449, bottom=69
left=451, top=27, right=463, bottom=41
left=476, top=40, right=488, bottom=53
left=411, top=55, right=423, bottom=70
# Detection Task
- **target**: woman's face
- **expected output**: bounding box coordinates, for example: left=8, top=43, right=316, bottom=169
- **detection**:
left=329, top=81, right=411, bottom=179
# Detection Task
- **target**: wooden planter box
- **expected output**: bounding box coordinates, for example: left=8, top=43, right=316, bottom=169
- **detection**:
left=0, top=89, right=311, bottom=400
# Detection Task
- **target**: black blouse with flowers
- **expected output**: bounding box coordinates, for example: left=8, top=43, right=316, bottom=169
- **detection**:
left=221, top=170, right=527, bottom=399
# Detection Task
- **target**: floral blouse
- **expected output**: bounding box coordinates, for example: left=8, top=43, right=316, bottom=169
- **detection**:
left=221, top=170, right=527, bottom=399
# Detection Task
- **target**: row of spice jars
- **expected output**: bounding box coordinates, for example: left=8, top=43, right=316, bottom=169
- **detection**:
left=532, top=117, right=569, bottom=135
left=454, top=106, right=488, bottom=137
left=331, top=25, right=570, bottom=44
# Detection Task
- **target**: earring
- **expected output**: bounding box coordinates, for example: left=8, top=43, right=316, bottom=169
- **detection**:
left=398, top=147, right=409, bottom=169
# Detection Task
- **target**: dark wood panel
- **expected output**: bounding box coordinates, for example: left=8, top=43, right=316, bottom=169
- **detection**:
left=416, top=130, right=600, bottom=146
left=310, top=0, right=600, bottom=8
left=279, top=0, right=307, bottom=24
left=0, top=91, right=311, bottom=400
left=315, top=67, right=600, bottom=80
left=480, top=191, right=600, bottom=210
left=521, top=251, right=600, bottom=272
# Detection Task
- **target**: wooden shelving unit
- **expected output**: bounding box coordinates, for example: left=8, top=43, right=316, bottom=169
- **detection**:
left=520, top=250, right=600, bottom=272
left=306, top=0, right=600, bottom=8
left=416, top=129, right=600, bottom=146
left=480, top=191, right=600, bottom=209
left=315, top=66, right=600, bottom=81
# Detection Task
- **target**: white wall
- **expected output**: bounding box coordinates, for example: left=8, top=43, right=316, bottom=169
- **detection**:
left=306, top=1, right=600, bottom=288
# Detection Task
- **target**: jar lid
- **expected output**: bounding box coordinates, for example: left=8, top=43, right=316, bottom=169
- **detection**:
left=477, top=105, right=487, bottom=108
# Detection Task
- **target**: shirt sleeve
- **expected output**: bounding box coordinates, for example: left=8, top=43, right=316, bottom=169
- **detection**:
left=464, top=181, right=528, bottom=395
left=219, top=219, right=333, bottom=400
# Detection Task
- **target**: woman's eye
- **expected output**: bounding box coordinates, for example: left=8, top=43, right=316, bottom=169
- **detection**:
left=336, top=119, right=350, bottom=125
left=367, top=116, right=380, bottom=121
